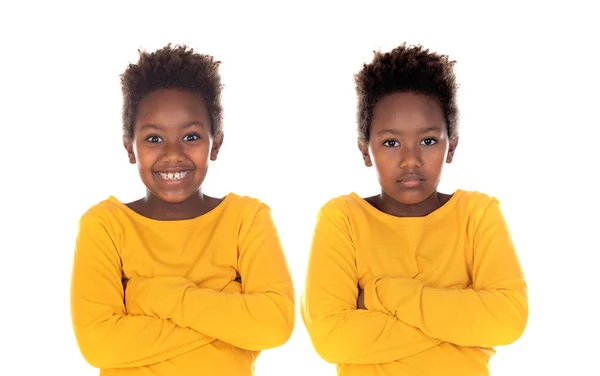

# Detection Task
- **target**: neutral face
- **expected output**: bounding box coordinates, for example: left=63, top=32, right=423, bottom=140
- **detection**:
left=360, top=92, right=457, bottom=206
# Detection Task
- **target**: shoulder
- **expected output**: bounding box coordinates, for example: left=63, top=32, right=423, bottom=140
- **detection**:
left=223, top=194, right=280, bottom=242
left=79, top=197, right=124, bottom=223
left=222, top=193, right=277, bottom=227
left=78, top=196, right=135, bottom=230
left=318, top=192, right=383, bottom=217
left=453, top=190, right=500, bottom=214
left=316, top=194, right=357, bottom=217
left=451, top=190, right=506, bottom=230
left=76, top=197, right=127, bottom=239
left=224, top=192, right=271, bottom=213
left=313, top=194, right=369, bottom=231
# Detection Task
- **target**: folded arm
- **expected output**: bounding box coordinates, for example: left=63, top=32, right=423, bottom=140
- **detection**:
left=301, top=200, right=442, bottom=365
left=125, top=203, right=295, bottom=351
left=364, top=198, right=529, bottom=347
left=70, top=213, right=215, bottom=369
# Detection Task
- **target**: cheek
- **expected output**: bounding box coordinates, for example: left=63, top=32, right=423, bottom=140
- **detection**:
left=187, top=144, right=212, bottom=163
left=134, top=144, right=159, bottom=169
left=371, top=151, right=397, bottom=174
left=423, top=148, right=448, bottom=169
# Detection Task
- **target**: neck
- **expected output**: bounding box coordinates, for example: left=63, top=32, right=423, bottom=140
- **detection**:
left=141, top=189, right=207, bottom=221
left=377, top=190, right=443, bottom=217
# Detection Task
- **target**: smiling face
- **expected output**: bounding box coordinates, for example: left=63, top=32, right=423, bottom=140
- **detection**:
left=123, top=88, right=223, bottom=204
left=359, top=91, right=458, bottom=206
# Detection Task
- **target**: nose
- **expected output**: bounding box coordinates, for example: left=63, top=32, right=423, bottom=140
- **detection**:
left=161, top=140, right=185, bottom=162
left=399, top=144, right=422, bottom=169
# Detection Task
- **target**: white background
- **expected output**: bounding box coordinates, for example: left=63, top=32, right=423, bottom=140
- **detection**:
left=1, top=1, right=599, bottom=375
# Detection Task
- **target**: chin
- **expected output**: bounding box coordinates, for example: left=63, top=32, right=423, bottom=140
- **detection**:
left=388, top=189, right=431, bottom=205
left=149, top=189, right=198, bottom=204
left=394, top=196, right=427, bottom=205
left=158, top=195, right=192, bottom=204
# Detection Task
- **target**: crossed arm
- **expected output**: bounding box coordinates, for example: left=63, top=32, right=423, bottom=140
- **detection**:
left=301, top=204, right=443, bottom=365
left=70, top=205, right=295, bottom=369
left=301, top=198, right=528, bottom=365
left=362, top=199, right=528, bottom=348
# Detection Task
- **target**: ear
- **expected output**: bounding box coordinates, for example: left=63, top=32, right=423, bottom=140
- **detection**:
left=358, top=140, right=373, bottom=167
left=446, top=137, right=459, bottom=163
left=123, top=138, right=136, bottom=164
left=210, top=132, right=224, bottom=161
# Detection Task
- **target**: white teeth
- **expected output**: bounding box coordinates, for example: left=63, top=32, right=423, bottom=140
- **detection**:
left=158, top=171, right=189, bottom=180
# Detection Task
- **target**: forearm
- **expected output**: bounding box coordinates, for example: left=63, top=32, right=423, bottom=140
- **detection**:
left=127, top=276, right=295, bottom=351
left=302, top=301, right=442, bottom=364
left=72, top=304, right=215, bottom=369
left=365, top=277, right=528, bottom=347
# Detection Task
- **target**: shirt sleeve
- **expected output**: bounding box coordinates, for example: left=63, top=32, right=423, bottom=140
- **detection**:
left=70, top=211, right=215, bottom=369
left=124, top=202, right=295, bottom=351
left=301, top=200, right=442, bottom=365
left=363, top=198, right=529, bottom=347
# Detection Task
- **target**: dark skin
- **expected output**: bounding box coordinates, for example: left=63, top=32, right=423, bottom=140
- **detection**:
left=123, top=88, right=224, bottom=221
left=357, top=289, right=366, bottom=310
left=121, top=88, right=225, bottom=289
left=356, top=91, right=458, bottom=309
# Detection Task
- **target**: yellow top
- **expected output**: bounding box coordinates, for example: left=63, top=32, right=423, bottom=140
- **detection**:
left=301, top=190, right=528, bottom=376
left=70, top=193, right=295, bottom=376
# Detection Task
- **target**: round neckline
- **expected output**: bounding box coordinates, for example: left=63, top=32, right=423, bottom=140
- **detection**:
left=107, top=193, right=235, bottom=225
left=349, top=189, right=464, bottom=222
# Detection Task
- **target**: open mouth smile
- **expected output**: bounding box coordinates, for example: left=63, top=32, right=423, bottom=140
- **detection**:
left=155, top=170, right=192, bottom=181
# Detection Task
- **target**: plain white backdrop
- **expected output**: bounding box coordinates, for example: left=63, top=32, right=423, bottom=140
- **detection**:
left=1, top=1, right=599, bottom=375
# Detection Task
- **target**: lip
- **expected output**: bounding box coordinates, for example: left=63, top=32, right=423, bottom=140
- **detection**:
left=397, top=173, right=424, bottom=188
left=154, top=168, right=194, bottom=173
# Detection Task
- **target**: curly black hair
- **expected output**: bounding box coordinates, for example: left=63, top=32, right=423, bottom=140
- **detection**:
left=355, top=43, right=459, bottom=143
left=120, top=44, right=223, bottom=140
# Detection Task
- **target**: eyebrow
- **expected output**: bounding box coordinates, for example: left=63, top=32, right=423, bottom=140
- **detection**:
left=138, top=121, right=206, bottom=132
left=377, top=126, right=442, bottom=135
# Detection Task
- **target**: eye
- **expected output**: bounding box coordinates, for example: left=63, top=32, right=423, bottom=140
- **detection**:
left=183, top=134, right=200, bottom=142
left=146, top=135, right=163, bottom=143
left=421, top=138, right=437, bottom=146
left=383, top=140, right=399, bottom=147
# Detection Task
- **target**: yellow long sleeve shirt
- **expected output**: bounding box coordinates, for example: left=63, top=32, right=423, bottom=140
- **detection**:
left=301, top=190, right=528, bottom=376
left=70, top=193, right=295, bottom=376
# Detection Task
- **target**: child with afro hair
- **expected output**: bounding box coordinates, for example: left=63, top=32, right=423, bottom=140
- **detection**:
left=301, top=43, right=528, bottom=376
left=70, top=44, right=295, bottom=375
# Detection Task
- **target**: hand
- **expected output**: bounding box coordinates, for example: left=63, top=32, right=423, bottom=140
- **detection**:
left=357, top=289, right=366, bottom=310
